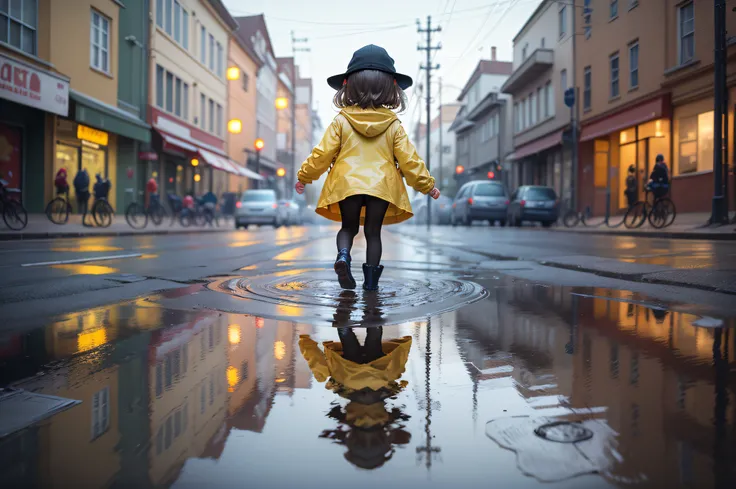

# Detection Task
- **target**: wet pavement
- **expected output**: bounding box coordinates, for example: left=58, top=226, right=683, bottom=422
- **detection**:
left=0, top=226, right=735, bottom=488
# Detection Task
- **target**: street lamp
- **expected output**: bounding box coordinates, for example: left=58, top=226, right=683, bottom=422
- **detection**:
left=276, top=167, right=286, bottom=177
left=228, top=119, right=242, bottom=134
left=226, top=67, right=240, bottom=81
left=194, top=174, right=201, bottom=182
left=254, top=138, right=265, bottom=189
left=191, top=158, right=199, bottom=167
left=275, top=97, right=289, bottom=110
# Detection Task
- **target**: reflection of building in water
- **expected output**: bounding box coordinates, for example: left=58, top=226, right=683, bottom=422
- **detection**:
left=147, top=313, right=228, bottom=487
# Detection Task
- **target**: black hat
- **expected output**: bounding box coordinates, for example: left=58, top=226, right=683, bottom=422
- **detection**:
left=327, top=44, right=413, bottom=90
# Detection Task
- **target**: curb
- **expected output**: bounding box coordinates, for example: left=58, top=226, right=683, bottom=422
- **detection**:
left=0, top=227, right=233, bottom=241
left=546, top=226, right=736, bottom=241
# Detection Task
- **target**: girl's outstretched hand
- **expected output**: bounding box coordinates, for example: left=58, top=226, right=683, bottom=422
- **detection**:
left=295, top=181, right=305, bottom=194
left=429, top=188, right=441, bottom=200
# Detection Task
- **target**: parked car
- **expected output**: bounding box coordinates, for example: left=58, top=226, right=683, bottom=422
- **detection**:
left=235, top=189, right=284, bottom=229
left=451, top=180, right=509, bottom=226
left=411, top=194, right=452, bottom=225
left=507, top=185, right=559, bottom=227
left=279, top=199, right=302, bottom=225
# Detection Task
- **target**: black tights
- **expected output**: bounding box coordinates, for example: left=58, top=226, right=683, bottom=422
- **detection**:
left=338, top=327, right=384, bottom=364
left=337, top=195, right=389, bottom=266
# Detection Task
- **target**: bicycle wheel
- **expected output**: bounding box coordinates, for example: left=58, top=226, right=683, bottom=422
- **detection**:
left=662, top=198, right=676, bottom=228
left=179, top=211, right=192, bottom=227
left=93, top=200, right=113, bottom=228
left=45, top=197, right=70, bottom=224
left=562, top=210, right=580, bottom=228
left=3, top=200, right=28, bottom=230
left=149, top=204, right=166, bottom=226
left=624, top=202, right=647, bottom=229
left=649, top=199, right=675, bottom=229
left=125, top=202, right=148, bottom=229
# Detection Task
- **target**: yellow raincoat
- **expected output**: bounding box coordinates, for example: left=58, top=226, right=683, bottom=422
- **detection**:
left=297, top=106, right=435, bottom=225
left=298, top=334, right=412, bottom=392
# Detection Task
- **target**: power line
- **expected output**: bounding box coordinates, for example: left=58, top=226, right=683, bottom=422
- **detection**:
left=310, top=24, right=410, bottom=40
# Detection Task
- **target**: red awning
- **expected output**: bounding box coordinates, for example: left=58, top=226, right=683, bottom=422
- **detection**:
left=198, top=148, right=240, bottom=175
left=510, top=130, right=564, bottom=160
left=580, top=96, right=669, bottom=142
left=157, top=130, right=244, bottom=176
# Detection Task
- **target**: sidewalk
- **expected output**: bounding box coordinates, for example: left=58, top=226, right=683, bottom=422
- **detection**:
left=0, top=214, right=233, bottom=240
left=549, top=212, right=735, bottom=240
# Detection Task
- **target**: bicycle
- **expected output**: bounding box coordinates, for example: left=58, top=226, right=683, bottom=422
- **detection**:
left=561, top=203, right=605, bottom=228
left=91, top=197, right=114, bottom=228
left=624, top=189, right=676, bottom=229
left=125, top=194, right=166, bottom=229
left=0, top=178, right=28, bottom=230
left=45, top=190, right=73, bottom=225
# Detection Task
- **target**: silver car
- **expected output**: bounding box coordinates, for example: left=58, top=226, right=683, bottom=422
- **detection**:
left=235, top=189, right=284, bottom=229
left=279, top=199, right=302, bottom=226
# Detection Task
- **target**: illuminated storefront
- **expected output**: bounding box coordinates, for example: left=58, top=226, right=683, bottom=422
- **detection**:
left=55, top=120, right=112, bottom=187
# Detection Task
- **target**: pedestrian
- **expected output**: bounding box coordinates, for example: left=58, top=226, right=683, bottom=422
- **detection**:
left=73, top=168, right=90, bottom=223
left=624, top=164, right=637, bottom=208
left=294, top=44, right=440, bottom=291
left=648, top=154, right=670, bottom=200
left=54, top=168, right=69, bottom=198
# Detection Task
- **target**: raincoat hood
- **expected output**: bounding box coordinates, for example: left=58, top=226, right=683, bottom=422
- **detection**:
left=339, top=106, right=397, bottom=138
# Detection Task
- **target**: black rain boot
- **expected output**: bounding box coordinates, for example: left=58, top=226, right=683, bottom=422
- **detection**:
left=334, top=248, right=356, bottom=289
left=362, top=263, right=384, bottom=291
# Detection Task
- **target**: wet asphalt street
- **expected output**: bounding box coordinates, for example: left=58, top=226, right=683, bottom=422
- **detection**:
left=0, top=224, right=735, bottom=488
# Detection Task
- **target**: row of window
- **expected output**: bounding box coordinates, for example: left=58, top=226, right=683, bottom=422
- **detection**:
left=155, top=64, right=224, bottom=137
left=155, top=0, right=225, bottom=79
left=513, top=82, right=554, bottom=134
left=581, top=41, right=638, bottom=111
left=0, top=0, right=37, bottom=55
left=481, top=113, right=500, bottom=142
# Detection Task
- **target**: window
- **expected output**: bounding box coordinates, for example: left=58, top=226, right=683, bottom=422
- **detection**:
left=208, top=98, right=214, bottom=133
left=200, top=26, right=206, bottom=64
left=629, top=0, right=638, bottom=9
left=200, top=93, right=206, bottom=129
left=560, top=69, right=567, bottom=90
left=544, top=81, right=553, bottom=118
left=530, top=91, right=537, bottom=125
left=90, top=10, right=110, bottom=73
left=91, top=387, right=110, bottom=440
left=209, top=34, right=215, bottom=71
left=155, top=65, right=164, bottom=108
left=514, top=103, right=519, bottom=133
left=216, top=42, right=223, bottom=77
left=629, top=42, right=639, bottom=88
left=243, top=72, right=249, bottom=92
left=175, top=77, right=182, bottom=117
left=610, top=52, right=620, bottom=98
left=558, top=6, right=567, bottom=38
left=678, top=111, right=715, bottom=175
left=216, top=103, right=223, bottom=136
left=583, top=66, right=592, bottom=110
left=521, top=44, right=528, bottom=60
left=165, top=71, right=174, bottom=112
left=522, top=98, right=527, bottom=129
left=164, top=0, right=172, bottom=36
left=537, top=86, right=543, bottom=119
left=540, top=37, right=545, bottom=48
left=173, top=0, right=181, bottom=43
left=610, top=0, right=618, bottom=19
left=183, top=83, right=189, bottom=120
left=182, top=10, right=189, bottom=50
left=678, top=2, right=694, bottom=64
left=156, top=0, right=163, bottom=28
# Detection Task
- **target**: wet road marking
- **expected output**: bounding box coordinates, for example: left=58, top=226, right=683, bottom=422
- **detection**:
left=21, top=253, right=143, bottom=267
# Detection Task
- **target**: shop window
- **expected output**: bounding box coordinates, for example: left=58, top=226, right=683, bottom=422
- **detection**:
left=629, top=42, right=639, bottom=89
left=82, top=145, right=106, bottom=180
left=678, top=111, right=714, bottom=175
left=90, top=10, right=110, bottom=74
left=678, top=2, right=694, bottom=65
left=583, top=66, right=591, bottom=110
left=0, top=0, right=37, bottom=55
left=594, top=140, right=610, bottom=188
left=609, top=52, right=619, bottom=98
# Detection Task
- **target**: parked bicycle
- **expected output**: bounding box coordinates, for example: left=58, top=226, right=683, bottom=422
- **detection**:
left=0, top=177, right=28, bottom=230
left=624, top=189, right=676, bottom=229
left=179, top=195, right=217, bottom=227
left=125, top=193, right=166, bottom=229
left=45, top=191, right=73, bottom=225
left=90, top=175, right=113, bottom=228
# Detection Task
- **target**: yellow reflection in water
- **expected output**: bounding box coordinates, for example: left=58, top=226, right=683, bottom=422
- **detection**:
left=274, top=281, right=306, bottom=291
left=51, top=245, right=122, bottom=252
left=277, top=262, right=295, bottom=267
left=227, top=366, right=240, bottom=392
left=241, top=265, right=258, bottom=271
left=139, top=254, right=159, bottom=259
left=273, top=268, right=322, bottom=278
left=228, top=240, right=262, bottom=248
left=274, top=247, right=306, bottom=261
left=275, top=304, right=303, bottom=317
left=275, top=377, right=286, bottom=383
left=228, top=325, right=241, bottom=344
left=77, top=328, right=107, bottom=353
left=51, top=264, right=119, bottom=275
left=274, top=341, right=286, bottom=360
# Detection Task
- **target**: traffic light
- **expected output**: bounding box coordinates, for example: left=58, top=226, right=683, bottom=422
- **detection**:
left=254, top=138, right=265, bottom=151
left=455, top=165, right=465, bottom=174
left=487, top=171, right=495, bottom=179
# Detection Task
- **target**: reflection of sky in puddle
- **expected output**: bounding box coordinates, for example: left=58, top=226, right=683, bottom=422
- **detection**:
left=51, top=264, right=119, bottom=275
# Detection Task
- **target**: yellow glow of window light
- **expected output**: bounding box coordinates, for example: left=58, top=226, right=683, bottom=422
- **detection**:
left=226, top=67, right=241, bottom=81
left=228, top=325, right=241, bottom=345
left=228, top=119, right=243, bottom=134
left=275, top=97, right=289, bottom=110
left=274, top=341, right=286, bottom=360
left=227, top=366, right=240, bottom=389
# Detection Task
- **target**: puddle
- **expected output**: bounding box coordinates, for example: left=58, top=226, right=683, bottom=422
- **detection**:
left=0, top=276, right=734, bottom=489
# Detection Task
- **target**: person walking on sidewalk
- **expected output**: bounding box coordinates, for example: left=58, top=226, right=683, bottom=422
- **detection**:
left=294, top=44, right=440, bottom=291
left=73, top=168, right=90, bottom=225
left=624, top=164, right=638, bottom=208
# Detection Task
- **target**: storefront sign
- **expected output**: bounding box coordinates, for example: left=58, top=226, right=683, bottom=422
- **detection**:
left=138, top=151, right=158, bottom=161
left=77, top=124, right=109, bottom=146
left=0, top=53, right=69, bottom=116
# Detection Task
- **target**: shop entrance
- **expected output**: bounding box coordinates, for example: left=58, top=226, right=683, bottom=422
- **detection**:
left=617, top=120, right=670, bottom=210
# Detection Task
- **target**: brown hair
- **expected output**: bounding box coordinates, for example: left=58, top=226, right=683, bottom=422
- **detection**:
left=333, top=70, right=407, bottom=112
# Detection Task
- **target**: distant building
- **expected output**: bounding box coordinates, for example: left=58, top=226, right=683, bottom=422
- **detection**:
left=415, top=103, right=462, bottom=197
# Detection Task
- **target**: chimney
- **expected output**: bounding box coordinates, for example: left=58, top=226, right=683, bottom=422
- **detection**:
left=491, top=46, right=497, bottom=61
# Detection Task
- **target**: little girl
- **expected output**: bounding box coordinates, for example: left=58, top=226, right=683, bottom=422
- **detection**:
left=295, top=44, right=440, bottom=291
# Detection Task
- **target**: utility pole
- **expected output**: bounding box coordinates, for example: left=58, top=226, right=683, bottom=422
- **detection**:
left=711, top=0, right=727, bottom=224
left=571, top=0, right=579, bottom=211
left=418, top=16, right=441, bottom=230
left=291, top=31, right=310, bottom=199
left=438, top=77, right=444, bottom=190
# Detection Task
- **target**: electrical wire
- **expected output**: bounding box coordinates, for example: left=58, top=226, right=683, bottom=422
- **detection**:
left=310, top=24, right=410, bottom=40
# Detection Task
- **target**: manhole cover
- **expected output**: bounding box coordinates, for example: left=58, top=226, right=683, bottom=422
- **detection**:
left=534, top=421, right=593, bottom=443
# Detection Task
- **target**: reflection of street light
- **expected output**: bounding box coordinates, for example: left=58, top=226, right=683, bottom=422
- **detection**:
left=228, top=324, right=241, bottom=344
left=276, top=167, right=286, bottom=177
left=227, top=366, right=239, bottom=392
left=275, top=97, right=289, bottom=110
left=228, top=119, right=242, bottom=134
left=274, top=340, right=286, bottom=360
left=226, top=67, right=240, bottom=80
left=191, top=158, right=199, bottom=167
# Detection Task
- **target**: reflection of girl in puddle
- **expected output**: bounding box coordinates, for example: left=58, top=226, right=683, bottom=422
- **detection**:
left=298, top=330, right=412, bottom=469
left=332, top=289, right=385, bottom=328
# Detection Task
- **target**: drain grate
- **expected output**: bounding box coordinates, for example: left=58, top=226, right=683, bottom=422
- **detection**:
left=534, top=421, right=593, bottom=443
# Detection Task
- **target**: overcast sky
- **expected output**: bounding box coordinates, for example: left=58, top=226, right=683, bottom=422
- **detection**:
left=222, top=0, right=543, bottom=135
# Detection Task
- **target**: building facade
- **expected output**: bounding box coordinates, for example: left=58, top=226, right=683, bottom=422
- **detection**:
left=150, top=0, right=238, bottom=198
left=415, top=103, right=462, bottom=197
left=450, top=50, right=513, bottom=191
left=503, top=0, right=574, bottom=202
left=276, top=56, right=295, bottom=192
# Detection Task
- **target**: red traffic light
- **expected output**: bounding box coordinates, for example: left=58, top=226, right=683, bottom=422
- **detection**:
left=487, top=171, right=495, bottom=179
left=455, top=165, right=465, bottom=174
left=254, top=138, right=265, bottom=151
